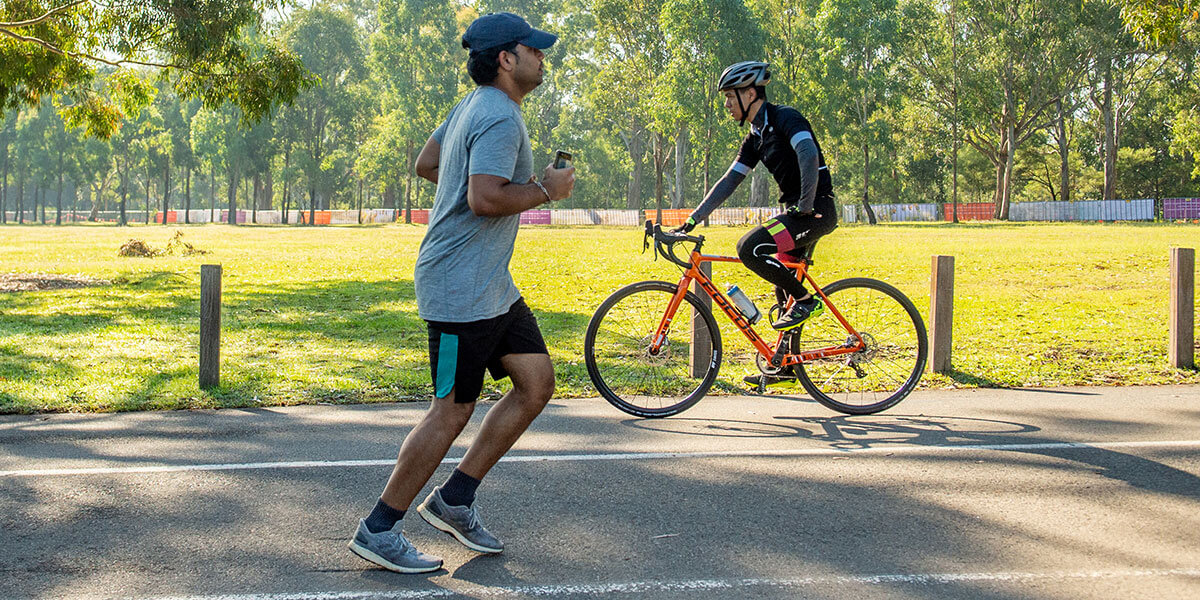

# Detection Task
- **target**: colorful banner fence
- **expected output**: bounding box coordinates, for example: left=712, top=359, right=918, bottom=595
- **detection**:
left=1164, top=198, right=1200, bottom=219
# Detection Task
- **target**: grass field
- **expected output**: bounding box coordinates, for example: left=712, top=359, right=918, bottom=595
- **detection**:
left=0, top=221, right=1197, bottom=413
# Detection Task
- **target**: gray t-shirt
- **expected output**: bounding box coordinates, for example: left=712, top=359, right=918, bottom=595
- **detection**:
left=414, top=86, right=534, bottom=322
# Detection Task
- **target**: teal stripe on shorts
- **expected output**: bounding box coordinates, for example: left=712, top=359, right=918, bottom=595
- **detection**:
left=436, top=332, right=458, bottom=398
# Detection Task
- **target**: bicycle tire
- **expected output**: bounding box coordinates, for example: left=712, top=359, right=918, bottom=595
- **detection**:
left=584, top=280, right=722, bottom=418
left=794, top=277, right=927, bottom=415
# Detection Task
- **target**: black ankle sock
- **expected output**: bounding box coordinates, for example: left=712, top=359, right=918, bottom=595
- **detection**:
left=364, top=498, right=406, bottom=533
left=440, top=468, right=481, bottom=507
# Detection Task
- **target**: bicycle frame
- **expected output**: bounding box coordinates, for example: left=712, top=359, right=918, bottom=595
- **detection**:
left=650, top=249, right=866, bottom=367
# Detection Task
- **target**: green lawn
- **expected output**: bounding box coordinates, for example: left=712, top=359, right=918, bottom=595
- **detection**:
left=0, top=221, right=1197, bottom=413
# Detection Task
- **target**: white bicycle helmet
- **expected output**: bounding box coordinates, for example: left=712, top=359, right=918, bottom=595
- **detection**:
left=719, top=61, right=770, bottom=127
left=718, top=61, right=770, bottom=91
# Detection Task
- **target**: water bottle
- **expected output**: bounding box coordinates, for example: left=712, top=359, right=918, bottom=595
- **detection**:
left=726, top=284, right=761, bottom=325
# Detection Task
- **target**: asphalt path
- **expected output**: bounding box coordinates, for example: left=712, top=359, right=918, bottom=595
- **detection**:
left=2, top=385, right=1199, bottom=600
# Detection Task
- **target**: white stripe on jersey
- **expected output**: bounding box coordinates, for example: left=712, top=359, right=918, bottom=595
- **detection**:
left=789, top=131, right=814, bottom=147
left=730, top=162, right=752, bottom=176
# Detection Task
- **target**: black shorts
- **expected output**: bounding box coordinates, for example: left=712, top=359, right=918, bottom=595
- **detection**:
left=426, top=298, right=548, bottom=403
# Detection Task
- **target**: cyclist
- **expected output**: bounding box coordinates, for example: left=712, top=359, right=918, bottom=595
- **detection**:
left=675, top=61, right=837, bottom=333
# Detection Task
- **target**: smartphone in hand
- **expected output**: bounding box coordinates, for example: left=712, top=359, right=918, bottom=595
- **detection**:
left=554, top=150, right=573, bottom=170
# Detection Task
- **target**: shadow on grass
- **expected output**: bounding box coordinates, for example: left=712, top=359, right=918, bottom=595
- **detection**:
left=940, top=369, right=1007, bottom=388
left=0, top=274, right=592, bottom=413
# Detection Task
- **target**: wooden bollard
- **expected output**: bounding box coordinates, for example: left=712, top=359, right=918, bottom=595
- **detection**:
left=200, top=264, right=222, bottom=389
left=691, top=262, right=713, bottom=378
left=929, top=255, right=955, bottom=374
left=1170, top=247, right=1195, bottom=369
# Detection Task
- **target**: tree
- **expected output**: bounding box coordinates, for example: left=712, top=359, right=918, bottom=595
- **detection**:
left=0, top=0, right=311, bottom=139
left=658, top=0, right=764, bottom=210
left=279, top=4, right=368, bottom=223
left=585, top=0, right=669, bottom=211
left=368, top=0, right=459, bottom=222
left=1115, top=0, right=1199, bottom=47
left=953, top=0, right=1087, bottom=218
left=814, top=0, right=904, bottom=224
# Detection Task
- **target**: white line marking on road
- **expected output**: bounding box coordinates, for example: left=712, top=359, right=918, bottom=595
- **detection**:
left=4, top=439, right=1200, bottom=479
left=130, top=568, right=1200, bottom=599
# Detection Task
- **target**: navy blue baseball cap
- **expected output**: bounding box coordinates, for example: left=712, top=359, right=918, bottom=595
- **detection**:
left=461, top=12, right=557, bottom=52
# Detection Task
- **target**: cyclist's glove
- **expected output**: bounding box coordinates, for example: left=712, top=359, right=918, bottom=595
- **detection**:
left=673, top=217, right=697, bottom=234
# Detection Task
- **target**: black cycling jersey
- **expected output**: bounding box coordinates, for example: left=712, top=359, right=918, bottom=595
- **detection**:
left=733, top=102, right=832, bottom=207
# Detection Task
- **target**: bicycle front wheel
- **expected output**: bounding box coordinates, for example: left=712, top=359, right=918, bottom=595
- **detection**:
left=794, top=277, right=927, bottom=415
left=584, top=281, right=722, bottom=418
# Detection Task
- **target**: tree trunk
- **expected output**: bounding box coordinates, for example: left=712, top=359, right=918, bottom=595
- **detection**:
left=992, top=157, right=1004, bottom=206
left=227, top=164, right=238, bottom=225
left=1057, top=98, right=1070, bottom=204
left=119, top=164, right=127, bottom=226
left=56, top=163, right=64, bottom=226
left=404, top=139, right=413, bottom=223
left=653, top=133, right=666, bottom=222
left=751, top=168, right=769, bottom=207
left=671, top=125, right=686, bottom=209
left=357, top=177, right=363, bottom=224
left=184, top=167, right=191, bottom=224
left=208, top=165, right=216, bottom=223
left=702, top=136, right=712, bottom=226
left=951, top=119, right=959, bottom=223
left=282, top=150, right=291, bottom=225
left=862, top=142, right=877, bottom=225
left=263, top=169, right=273, bottom=210
left=950, top=0, right=959, bottom=223
left=15, top=170, right=23, bottom=224
left=161, top=156, right=171, bottom=224
left=1000, top=120, right=1015, bottom=220
left=144, top=164, right=151, bottom=224
left=1102, top=57, right=1116, bottom=201
left=627, top=123, right=643, bottom=210
left=252, top=173, right=261, bottom=224
left=0, top=121, right=7, bottom=224
left=308, top=185, right=316, bottom=226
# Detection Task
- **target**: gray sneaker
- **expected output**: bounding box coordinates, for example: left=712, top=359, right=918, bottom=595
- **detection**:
left=347, top=519, right=443, bottom=573
left=417, top=486, right=504, bottom=554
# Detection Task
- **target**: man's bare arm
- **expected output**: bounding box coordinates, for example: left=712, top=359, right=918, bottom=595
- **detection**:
left=467, top=165, right=575, bottom=217
left=415, top=137, right=441, bottom=184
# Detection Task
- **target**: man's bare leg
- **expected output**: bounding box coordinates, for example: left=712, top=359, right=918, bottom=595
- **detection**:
left=378, top=393, right=476, bottom=511
left=457, top=353, right=554, bottom=480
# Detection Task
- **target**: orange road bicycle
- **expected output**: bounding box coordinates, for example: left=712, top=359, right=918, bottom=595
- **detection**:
left=584, top=221, right=928, bottom=418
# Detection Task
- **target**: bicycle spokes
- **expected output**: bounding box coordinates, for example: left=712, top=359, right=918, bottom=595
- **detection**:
left=793, top=279, right=927, bottom=414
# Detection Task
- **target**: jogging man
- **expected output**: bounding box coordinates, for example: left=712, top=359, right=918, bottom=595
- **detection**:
left=676, top=61, right=837, bottom=331
left=347, top=12, right=574, bottom=573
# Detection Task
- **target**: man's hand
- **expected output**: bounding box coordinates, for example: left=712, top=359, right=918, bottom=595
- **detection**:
left=672, top=217, right=697, bottom=234
left=541, top=162, right=576, bottom=201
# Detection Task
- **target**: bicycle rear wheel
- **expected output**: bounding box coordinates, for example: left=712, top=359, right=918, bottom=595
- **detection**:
left=794, top=277, right=927, bottom=415
left=584, top=281, right=722, bottom=418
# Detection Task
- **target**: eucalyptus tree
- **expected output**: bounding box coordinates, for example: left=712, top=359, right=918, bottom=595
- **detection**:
left=76, top=133, right=112, bottom=220
left=0, top=112, right=12, bottom=222
left=658, top=0, right=764, bottom=209
left=951, top=0, right=1087, bottom=218
left=279, top=3, right=368, bottom=223
left=190, top=107, right=226, bottom=222
left=897, top=0, right=964, bottom=215
left=171, top=98, right=200, bottom=222
left=585, top=0, right=670, bottom=210
left=191, top=103, right=247, bottom=224
left=1115, top=0, right=1199, bottom=46
left=0, top=0, right=309, bottom=139
left=367, top=0, right=457, bottom=220
left=36, top=97, right=86, bottom=224
left=812, top=0, right=904, bottom=224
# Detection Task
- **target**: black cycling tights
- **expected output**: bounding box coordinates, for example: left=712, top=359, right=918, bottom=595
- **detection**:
left=736, top=209, right=837, bottom=304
